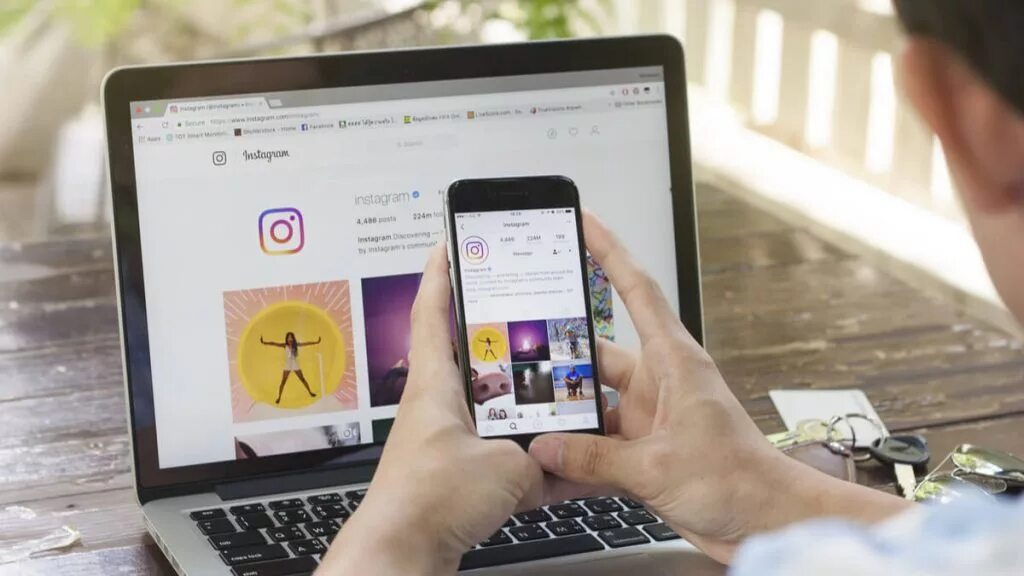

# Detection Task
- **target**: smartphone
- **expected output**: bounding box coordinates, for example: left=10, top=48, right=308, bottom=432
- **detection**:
left=444, top=176, right=604, bottom=448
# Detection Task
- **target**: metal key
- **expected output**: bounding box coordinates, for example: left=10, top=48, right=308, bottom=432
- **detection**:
left=766, top=419, right=830, bottom=449
left=869, top=434, right=930, bottom=500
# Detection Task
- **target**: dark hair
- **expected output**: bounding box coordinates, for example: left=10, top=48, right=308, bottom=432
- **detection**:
left=895, top=0, right=1024, bottom=116
left=285, top=332, right=298, bottom=355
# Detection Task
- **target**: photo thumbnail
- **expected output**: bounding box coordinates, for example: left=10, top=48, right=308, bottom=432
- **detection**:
left=508, top=320, right=550, bottom=362
left=467, top=322, right=513, bottom=405
left=362, top=272, right=457, bottom=407
left=547, top=317, right=591, bottom=361
left=513, top=361, right=555, bottom=404
left=224, top=281, right=357, bottom=423
left=235, top=421, right=361, bottom=459
left=552, top=362, right=595, bottom=402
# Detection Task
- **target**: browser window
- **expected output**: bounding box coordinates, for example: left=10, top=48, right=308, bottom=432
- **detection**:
left=129, top=67, right=677, bottom=469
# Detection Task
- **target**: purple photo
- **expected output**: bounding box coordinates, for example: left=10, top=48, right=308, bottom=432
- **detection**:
left=507, top=319, right=550, bottom=362
left=362, top=273, right=421, bottom=407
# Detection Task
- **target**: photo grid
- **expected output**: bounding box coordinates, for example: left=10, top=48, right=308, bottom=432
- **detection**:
left=468, top=316, right=594, bottom=430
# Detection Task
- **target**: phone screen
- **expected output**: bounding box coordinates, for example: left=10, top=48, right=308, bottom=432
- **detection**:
left=452, top=205, right=601, bottom=438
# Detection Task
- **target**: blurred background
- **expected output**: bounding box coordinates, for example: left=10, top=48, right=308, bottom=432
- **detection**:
left=0, top=0, right=1007, bottom=324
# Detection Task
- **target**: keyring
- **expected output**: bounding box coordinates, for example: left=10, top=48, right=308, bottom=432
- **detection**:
left=825, top=414, right=884, bottom=462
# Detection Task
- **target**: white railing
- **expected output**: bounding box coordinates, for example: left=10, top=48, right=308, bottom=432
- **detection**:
left=619, top=0, right=962, bottom=223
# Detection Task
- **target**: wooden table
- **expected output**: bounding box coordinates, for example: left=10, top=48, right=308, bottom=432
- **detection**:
left=2, top=183, right=1022, bottom=574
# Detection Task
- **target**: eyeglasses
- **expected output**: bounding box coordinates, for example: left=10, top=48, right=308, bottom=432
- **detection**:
left=912, top=444, right=1024, bottom=504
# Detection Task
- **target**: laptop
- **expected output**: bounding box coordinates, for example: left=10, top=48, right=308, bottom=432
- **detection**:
left=102, top=35, right=704, bottom=575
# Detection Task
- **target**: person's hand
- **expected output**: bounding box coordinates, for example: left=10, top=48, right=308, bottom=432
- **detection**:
left=529, top=213, right=910, bottom=564
left=259, top=335, right=265, bottom=344
left=317, top=336, right=322, bottom=344
left=318, top=244, right=544, bottom=576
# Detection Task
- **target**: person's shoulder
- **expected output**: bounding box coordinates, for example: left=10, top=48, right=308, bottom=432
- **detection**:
left=731, top=496, right=1024, bottom=576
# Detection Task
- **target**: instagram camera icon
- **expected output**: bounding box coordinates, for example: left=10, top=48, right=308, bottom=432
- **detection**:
left=461, top=236, right=489, bottom=265
left=259, top=208, right=305, bottom=255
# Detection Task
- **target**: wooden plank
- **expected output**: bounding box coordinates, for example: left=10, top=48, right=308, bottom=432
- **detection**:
left=0, top=488, right=148, bottom=555
left=0, top=335, right=123, bottom=402
left=0, top=302, right=118, bottom=353
left=0, top=435, right=132, bottom=506
left=0, top=544, right=172, bottom=576
left=700, top=229, right=851, bottom=276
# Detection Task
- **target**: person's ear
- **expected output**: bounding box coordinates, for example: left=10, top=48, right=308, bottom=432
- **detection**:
left=900, top=38, right=1024, bottom=213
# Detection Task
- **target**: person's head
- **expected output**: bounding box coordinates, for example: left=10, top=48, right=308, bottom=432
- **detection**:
left=285, top=332, right=297, bottom=345
left=895, top=1, right=1024, bottom=323
left=499, top=409, right=507, bottom=419
left=488, top=408, right=497, bottom=418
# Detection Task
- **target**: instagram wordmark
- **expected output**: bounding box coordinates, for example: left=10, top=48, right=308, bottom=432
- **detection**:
left=461, top=236, right=489, bottom=265
left=259, top=208, right=305, bottom=255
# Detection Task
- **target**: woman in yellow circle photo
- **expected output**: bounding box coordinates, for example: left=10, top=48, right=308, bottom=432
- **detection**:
left=260, top=331, right=322, bottom=404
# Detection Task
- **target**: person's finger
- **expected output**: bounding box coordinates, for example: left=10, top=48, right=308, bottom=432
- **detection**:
left=603, top=406, right=620, bottom=436
left=582, top=211, right=684, bottom=344
left=409, top=243, right=456, bottom=366
left=596, top=338, right=635, bottom=392
left=528, top=433, right=639, bottom=490
left=490, top=441, right=546, bottom=513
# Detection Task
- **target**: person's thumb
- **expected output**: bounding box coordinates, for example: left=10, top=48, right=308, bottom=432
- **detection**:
left=529, top=433, right=636, bottom=490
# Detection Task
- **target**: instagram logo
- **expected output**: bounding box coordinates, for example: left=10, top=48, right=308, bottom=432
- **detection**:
left=259, top=208, right=305, bottom=255
left=461, top=236, right=489, bottom=265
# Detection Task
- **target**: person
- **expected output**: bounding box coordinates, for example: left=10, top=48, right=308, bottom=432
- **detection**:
left=486, top=407, right=497, bottom=421
left=318, top=3, right=1024, bottom=573
left=565, top=326, right=581, bottom=359
left=562, top=363, right=583, bottom=399
left=498, top=408, right=508, bottom=420
left=477, top=334, right=499, bottom=361
left=259, top=332, right=321, bottom=404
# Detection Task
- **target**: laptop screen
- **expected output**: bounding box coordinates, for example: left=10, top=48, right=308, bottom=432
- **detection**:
left=128, top=66, right=678, bottom=470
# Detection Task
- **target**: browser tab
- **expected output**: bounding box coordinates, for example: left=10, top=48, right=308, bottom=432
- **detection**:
left=164, top=97, right=269, bottom=117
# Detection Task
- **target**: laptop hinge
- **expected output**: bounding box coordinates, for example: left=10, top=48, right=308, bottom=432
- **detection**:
left=215, top=464, right=376, bottom=501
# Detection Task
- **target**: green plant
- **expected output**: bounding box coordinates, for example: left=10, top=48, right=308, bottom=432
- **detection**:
left=425, top=0, right=610, bottom=40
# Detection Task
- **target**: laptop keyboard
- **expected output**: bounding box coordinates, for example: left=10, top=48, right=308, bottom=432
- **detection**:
left=188, top=490, right=679, bottom=575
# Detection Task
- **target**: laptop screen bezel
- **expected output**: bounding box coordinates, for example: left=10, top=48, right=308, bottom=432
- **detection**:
left=103, top=35, right=703, bottom=504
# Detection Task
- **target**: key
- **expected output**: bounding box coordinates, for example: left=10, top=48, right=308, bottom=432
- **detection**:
left=273, top=508, right=311, bottom=525
left=236, top=512, right=274, bottom=531
left=287, top=538, right=326, bottom=556
left=583, top=514, right=622, bottom=531
left=198, top=518, right=236, bottom=535
left=766, top=419, right=828, bottom=449
left=266, top=525, right=305, bottom=542
left=230, top=556, right=318, bottom=576
left=307, top=493, right=343, bottom=505
left=459, top=534, right=603, bottom=571
left=508, top=524, right=549, bottom=542
left=643, top=523, right=680, bottom=542
left=514, top=508, right=552, bottom=524
left=311, top=503, right=349, bottom=520
left=547, top=519, right=586, bottom=536
left=597, top=526, right=650, bottom=548
left=229, top=504, right=265, bottom=516
left=268, top=498, right=304, bottom=511
left=219, top=543, right=288, bottom=565
left=478, top=529, right=513, bottom=547
left=548, top=502, right=588, bottom=519
left=190, top=508, right=226, bottom=521
left=305, top=520, right=340, bottom=538
left=210, top=531, right=267, bottom=550
left=582, top=497, right=622, bottom=514
left=869, top=434, right=929, bottom=500
left=618, top=509, right=658, bottom=526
